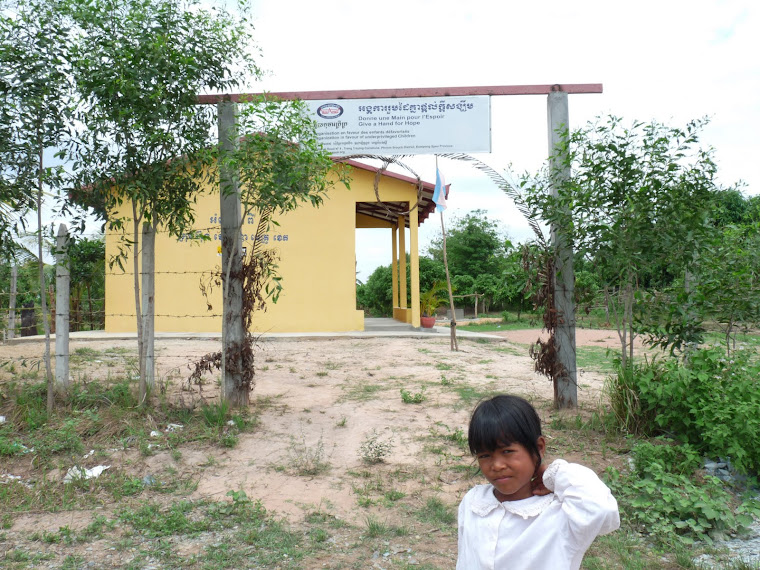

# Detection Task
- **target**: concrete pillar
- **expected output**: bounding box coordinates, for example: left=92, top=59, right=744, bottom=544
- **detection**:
left=218, top=100, right=247, bottom=407
left=409, top=204, right=420, bottom=328
left=391, top=225, right=398, bottom=309
left=397, top=215, right=407, bottom=311
left=547, top=90, right=578, bottom=408
left=55, top=224, right=70, bottom=391
left=140, top=220, right=156, bottom=397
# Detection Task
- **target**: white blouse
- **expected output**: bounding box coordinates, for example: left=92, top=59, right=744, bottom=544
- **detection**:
left=457, top=459, right=620, bottom=570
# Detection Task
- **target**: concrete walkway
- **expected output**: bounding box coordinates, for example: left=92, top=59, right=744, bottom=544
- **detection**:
left=5, top=318, right=504, bottom=344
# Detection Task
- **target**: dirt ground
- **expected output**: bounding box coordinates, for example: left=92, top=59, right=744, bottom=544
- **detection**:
left=0, top=328, right=627, bottom=567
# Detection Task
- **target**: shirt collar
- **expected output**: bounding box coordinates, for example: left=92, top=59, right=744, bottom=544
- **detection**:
left=470, top=486, right=556, bottom=519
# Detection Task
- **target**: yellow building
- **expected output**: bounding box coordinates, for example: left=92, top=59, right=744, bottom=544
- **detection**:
left=104, top=160, right=440, bottom=333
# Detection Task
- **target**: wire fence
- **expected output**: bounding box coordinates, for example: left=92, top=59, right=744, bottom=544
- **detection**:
left=0, top=263, right=229, bottom=339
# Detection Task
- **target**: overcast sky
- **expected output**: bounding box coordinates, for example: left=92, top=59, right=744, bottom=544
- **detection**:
left=246, top=0, right=759, bottom=281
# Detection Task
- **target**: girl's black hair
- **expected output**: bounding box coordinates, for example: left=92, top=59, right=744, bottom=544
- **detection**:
left=468, top=394, right=543, bottom=460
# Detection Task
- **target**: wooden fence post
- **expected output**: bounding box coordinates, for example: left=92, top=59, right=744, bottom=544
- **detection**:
left=7, top=266, right=17, bottom=339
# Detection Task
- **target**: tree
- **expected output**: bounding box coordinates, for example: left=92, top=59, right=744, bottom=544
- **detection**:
left=206, top=97, right=348, bottom=407
left=1, top=0, right=74, bottom=410
left=67, top=234, right=105, bottom=330
left=357, top=264, right=393, bottom=317
left=357, top=255, right=445, bottom=318
left=66, top=0, right=258, bottom=403
left=524, top=116, right=721, bottom=366
left=427, top=209, right=508, bottom=279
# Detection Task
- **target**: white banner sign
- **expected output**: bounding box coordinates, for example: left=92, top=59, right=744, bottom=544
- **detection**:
left=305, top=95, right=491, bottom=156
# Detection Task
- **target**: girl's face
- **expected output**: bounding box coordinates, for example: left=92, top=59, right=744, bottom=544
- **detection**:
left=476, top=437, right=545, bottom=502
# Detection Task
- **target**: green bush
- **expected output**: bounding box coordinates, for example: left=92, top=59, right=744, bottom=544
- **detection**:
left=629, top=439, right=701, bottom=478
left=606, top=441, right=759, bottom=545
left=606, top=347, right=760, bottom=474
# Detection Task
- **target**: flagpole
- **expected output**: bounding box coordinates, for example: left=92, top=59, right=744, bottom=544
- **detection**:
left=436, top=157, right=458, bottom=351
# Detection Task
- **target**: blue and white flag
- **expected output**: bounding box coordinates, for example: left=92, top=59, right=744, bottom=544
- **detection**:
left=432, top=168, right=448, bottom=212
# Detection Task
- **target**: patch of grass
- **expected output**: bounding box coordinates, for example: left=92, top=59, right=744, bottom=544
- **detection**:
left=304, top=508, right=347, bottom=530
left=340, top=380, right=385, bottom=401
left=489, top=345, right=524, bottom=356
left=364, top=516, right=409, bottom=538
left=200, top=401, right=231, bottom=428
left=435, top=362, right=453, bottom=371
left=442, top=426, right=468, bottom=451
left=383, top=489, right=405, bottom=503
left=453, top=385, right=497, bottom=406
left=400, top=388, right=425, bottom=404
left=283, top=431, right=332, bottom=476
left=583, top=530, right=662, bottom=569
left=414, top=497, right=456, bottom=529
left=576, top=345, right=617, bottom=374
left=2, top=549, right=55, bottom=567
left=0, top=475, right=104, bottom=514
left=118, top=500, right=208, bottom=537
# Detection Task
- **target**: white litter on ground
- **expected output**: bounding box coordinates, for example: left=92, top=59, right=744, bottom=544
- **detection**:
left=63, top=465, right=110, bottom=483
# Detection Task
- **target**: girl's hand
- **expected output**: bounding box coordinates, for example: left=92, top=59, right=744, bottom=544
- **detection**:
left=531, top=462, right=551, bottom=496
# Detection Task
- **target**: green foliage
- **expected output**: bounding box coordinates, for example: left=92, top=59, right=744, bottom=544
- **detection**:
left=427, top=209, right=508, bottom=280
left=0, top=0, right=71, bottom=261
left=357, top=264, right=393, bottom=316
left=66, top=234, right=106, bottom=331
left=400, top=388, right=425, bottom=404
left=419, top=280, right=447, bottom=316
left=200, top=401, right=231, bottom=428
left=414, top=497, right=456, bottom=529
left=606, top=347, right=760, bottom=474
left=0, top=259, right=42, bottom=309
left=523, top=116, right=722, bottom=366
left=694, top=223, right=760, bottom=351
left=357, top=255, right=446, bottom=317
left=606, top=441, right=758, bottom=545
left=629, top=439, right=702, bottom=478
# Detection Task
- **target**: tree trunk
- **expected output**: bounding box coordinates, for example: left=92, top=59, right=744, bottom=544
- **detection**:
left=439, top=211, right=458, bottom=351
left=36, top=141, right=54, bottom=413
left=131, top=201, right=145, bottom=403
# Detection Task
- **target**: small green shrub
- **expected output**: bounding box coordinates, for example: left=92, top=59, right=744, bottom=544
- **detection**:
left=200, top=401, right=230, bottom=428
left=629, top=439, right=702, bottom=478
left=606, top=347, right=760, bottom=474
left=606, top=441, right=759, bottom=545
left=400, top=388, right=425, bottom=404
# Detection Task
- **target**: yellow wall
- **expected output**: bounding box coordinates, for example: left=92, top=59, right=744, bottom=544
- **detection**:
left=105, top=166, right=419, bottom=333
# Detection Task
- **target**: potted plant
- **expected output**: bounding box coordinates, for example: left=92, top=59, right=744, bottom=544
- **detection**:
left=420, top=281, right=447, bottom=328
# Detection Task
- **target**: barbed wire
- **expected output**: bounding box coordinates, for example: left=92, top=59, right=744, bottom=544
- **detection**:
left=0, top=352, right=227, bottom=364
left=1, top=311, right=221, bottom=319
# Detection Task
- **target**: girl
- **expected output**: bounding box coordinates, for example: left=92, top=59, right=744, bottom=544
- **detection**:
left=457, top=395, right=620, bottom=570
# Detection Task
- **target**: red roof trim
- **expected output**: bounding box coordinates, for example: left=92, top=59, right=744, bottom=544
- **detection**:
left=338, top=158, right=436, bottom=191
